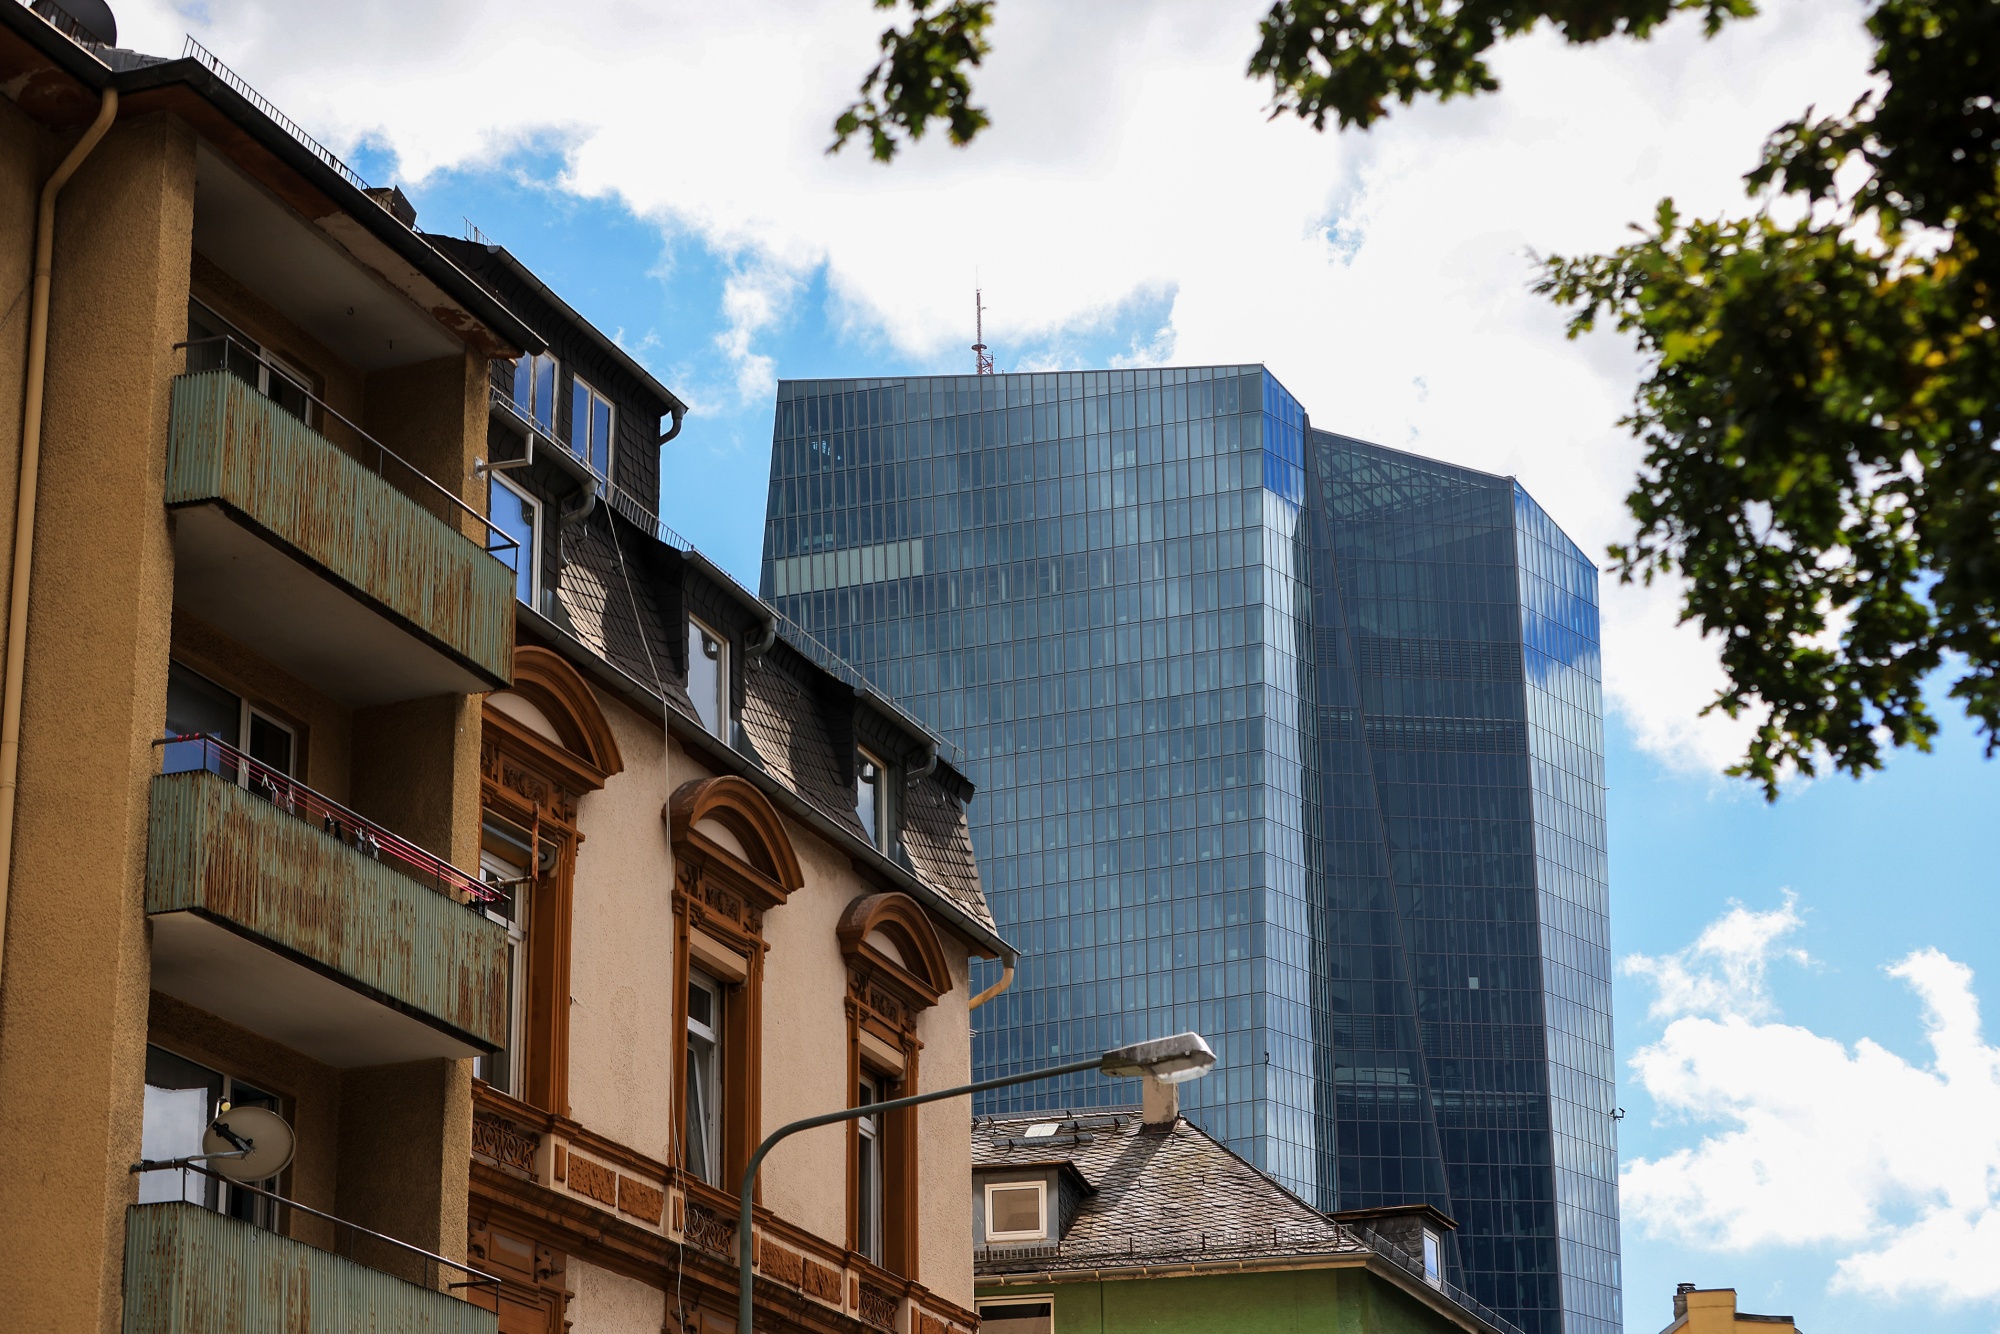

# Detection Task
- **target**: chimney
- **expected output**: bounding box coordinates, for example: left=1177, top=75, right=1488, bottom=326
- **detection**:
left=1141, top=1073, right=1179, bottom=1127
left=1674, top=1283, right=1696, bottom=1318
left=364, top=186, right=417, bottom=229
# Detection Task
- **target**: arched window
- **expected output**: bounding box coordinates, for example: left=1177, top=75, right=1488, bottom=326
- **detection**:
left=479, top=646, right=622, bottom=1113
left=836, top=892, right=953, bottom=1277
left=664, top=776, right=802, bottom=1197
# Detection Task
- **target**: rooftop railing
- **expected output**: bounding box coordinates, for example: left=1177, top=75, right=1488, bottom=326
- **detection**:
left=177, top=335, right=519, bottom=561
left=1339, top=1221, right=1528, bottom=1334
left=180, top=35, right=374, bottom=195
left=155, top=733, right=501, bottom=910
left=19, top=0, right=107, bottom=55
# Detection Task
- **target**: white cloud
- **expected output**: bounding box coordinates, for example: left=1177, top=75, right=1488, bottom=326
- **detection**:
left=1622, top=890, right=1809, bottom=1021
left=1622, top=907, right=2000, bottom=1305
left=117, top=0, right=1881, bottom=773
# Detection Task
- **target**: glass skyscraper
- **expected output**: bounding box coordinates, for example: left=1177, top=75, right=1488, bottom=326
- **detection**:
left=759, top=367, right=1620, bottom=1334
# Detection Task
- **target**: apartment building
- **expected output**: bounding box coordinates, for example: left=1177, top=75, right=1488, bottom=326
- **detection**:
left=439, top=236, right=1007, bottom=1333
left=0, top=5, right=1006, bottom=1332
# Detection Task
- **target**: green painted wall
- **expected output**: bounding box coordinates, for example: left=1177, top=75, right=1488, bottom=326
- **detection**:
left=983, top=1266, right=1469, bottom=1334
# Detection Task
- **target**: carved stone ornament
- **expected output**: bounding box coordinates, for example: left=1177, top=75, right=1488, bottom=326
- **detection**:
left=472, top=1111, right=541, bottom=1177
left=859, top=1284, right=900, bottom=1331
left=684, top=1200, right=737, bottom=1258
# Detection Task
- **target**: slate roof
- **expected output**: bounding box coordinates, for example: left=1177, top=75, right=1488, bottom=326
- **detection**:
left=972, top=1112, right=1362, bottom=1273
left=548, top=502, right=998, bottom=941
left=972, top=1112, right=1524, bottom=1334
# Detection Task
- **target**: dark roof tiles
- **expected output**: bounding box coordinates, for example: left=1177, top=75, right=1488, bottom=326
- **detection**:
left=972, top=1112, right=1361, bottom=1273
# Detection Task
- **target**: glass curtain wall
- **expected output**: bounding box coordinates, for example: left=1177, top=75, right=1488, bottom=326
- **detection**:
left=763, top=367, right=1322, bottom=1199
left=762, top=371, right=1621, bottom=1334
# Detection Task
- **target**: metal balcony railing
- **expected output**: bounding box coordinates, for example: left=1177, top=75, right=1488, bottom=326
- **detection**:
left=177, top=335, right=519, bottom=561
left=130, top=1159, right=499, bottom=1296
left=155, top=733, right=500, bottom=909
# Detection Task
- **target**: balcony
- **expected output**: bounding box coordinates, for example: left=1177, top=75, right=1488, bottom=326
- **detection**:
left=145, top=736, right=507, bottom=1067
left=166, top=348, right=515, bottom=706
left=123, top=1201, right=496, bottom=1334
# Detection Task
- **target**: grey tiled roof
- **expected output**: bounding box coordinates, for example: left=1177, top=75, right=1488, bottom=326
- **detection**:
left=550, top=508, right=996, bottom=940
left=556, top=514, right=696, bottom=719
left=973, top=1112, right=1362, bottom=1273
left=901, top=776, right=994, bottom=932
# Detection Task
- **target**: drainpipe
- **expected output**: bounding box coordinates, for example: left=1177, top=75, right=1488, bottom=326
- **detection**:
left=658, top=403, right=685, bottom=445
left=969, top=958, right=1015, bottom=1011
left=0, top=88, right=118, bottom=1001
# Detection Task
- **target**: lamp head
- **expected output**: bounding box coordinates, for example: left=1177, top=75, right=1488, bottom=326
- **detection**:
left=1099, top=1031, right=1215, bottom=1085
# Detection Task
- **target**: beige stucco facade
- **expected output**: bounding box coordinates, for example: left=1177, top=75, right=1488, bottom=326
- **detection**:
left=1, top=15, right=999, bottom=1334
left=471, top=659, right=989, bottom=1334
left=1662, top=1286, right=1799, bottom=1334
left=0, top=16, right=536, bottom=1329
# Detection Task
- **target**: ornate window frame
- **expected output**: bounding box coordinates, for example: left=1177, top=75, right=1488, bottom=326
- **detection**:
left=837, top=892, right=953, bottom=1278
left=665, top=775, right=802, bottom=1200
left=479, top=645, right=621, bottom=1115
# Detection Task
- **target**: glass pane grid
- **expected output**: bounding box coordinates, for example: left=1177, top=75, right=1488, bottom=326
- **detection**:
left=761, top=369, right=1620, bottom=1334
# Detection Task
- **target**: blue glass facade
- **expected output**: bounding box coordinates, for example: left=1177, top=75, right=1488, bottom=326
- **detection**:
left=759, top=368, right=1619, bottom=1334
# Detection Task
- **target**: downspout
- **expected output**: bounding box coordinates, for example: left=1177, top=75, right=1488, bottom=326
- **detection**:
left=0, top=87, right=118, bottom=1000
left=744, top=613, right=777, bottom=659
left=658, top=403, right=685, bottom=445
left=968, top=958, right=1015, bottom=1011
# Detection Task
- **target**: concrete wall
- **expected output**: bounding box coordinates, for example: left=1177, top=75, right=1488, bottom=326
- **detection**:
left=1015, top=1268, right=1477, bottom=1334
left=0, top=111, right=195, bottom=1331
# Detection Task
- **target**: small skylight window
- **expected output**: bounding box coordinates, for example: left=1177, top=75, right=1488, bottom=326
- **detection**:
left=1024, top=1122, right=1061, bottom=1139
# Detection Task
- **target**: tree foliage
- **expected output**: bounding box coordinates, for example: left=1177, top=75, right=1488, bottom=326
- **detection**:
left=837, top=0, right=2000, bottom=795
left=831, top=0, right=994, bottom=162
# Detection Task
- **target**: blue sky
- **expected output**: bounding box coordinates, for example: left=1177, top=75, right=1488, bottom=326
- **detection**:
left=130, top=1, right=2000, bottom=1326
left=379, top=152, right=2000, bottom=1329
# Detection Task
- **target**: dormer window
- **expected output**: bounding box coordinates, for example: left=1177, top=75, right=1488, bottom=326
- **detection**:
left=984, top=1180, right=1048, bottom=1243
left=514, top=351, right=559, bottom=433
left=688, top=617, right=727, bottom=738
left=570, top=375, right=615, bottom=478
left=1422, top=1227, right=1442, bottom=1287
left=856, top=749, right=888, bottom=850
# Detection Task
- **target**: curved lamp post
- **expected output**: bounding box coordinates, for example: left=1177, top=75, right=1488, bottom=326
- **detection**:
left=735, top=1031, right=1215, bottom=1332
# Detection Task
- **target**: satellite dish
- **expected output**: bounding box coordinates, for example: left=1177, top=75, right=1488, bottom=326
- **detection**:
left=203, top=1105, right=295, bottom=1183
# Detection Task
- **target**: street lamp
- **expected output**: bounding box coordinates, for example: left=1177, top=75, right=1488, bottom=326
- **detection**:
left=735, top=1031, right=1215, bottom=1332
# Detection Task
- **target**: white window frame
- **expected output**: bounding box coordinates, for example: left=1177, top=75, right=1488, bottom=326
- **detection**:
left=856, top=1074, right=885, bottom=1263
left=514, top=350, right=560, bottom=435
left=974, top=1296, right=1054, bottom=1333
left=686, top=969, right=723, bottom=1186
left=189, top=300, right=315, bottom=427
left=477, top=829, right=532, bottom=1098
left=140, top=1045, right=285, bottom=1230
left=984, top=1179, right=1049, bottom=1243
left=688, top=617, right=729, bottom=739
left=1422, top=1227, right=1442, bottom=1288
left=571, top=374, right=616, bottom=479
left=489, top=472, right=541, bottom=609
left=856, top=749, right=887, bottom=851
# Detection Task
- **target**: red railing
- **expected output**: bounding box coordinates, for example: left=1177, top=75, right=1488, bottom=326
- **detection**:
left=155, top=733, right=501, bottom=908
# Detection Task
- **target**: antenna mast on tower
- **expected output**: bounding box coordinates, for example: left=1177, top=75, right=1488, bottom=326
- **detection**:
left=973, top=289, right=995, bottom=376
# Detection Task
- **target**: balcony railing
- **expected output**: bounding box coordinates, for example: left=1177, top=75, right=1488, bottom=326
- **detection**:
left=156, top=733, right=499, bottom=910
left=124, top=1190, right=497, bottom=1334
left=181, top=335, right=517, bottom=560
